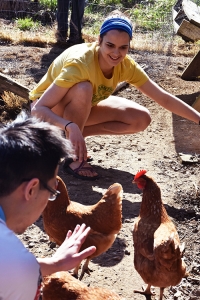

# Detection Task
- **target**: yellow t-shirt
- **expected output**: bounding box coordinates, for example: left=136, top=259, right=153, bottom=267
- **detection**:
left=29, top=42, right=149, bottom=106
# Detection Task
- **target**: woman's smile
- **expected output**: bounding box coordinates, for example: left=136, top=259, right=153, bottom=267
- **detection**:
left=98, top=29, right=130, bottom=70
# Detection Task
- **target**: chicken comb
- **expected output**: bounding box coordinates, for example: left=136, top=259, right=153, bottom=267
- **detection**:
left=134, top=169, right=147, bottom=180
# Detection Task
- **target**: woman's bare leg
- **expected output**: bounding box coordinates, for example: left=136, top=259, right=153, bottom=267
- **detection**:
left=84, top=95, right=151, bottom=137
left=51, top=89, right=151, bottom=178
left=51, top=82, right=98, bottom=178
left=52, top=82, right=93, bottom=132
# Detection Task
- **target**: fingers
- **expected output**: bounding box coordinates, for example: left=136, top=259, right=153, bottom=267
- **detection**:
left=78, top=246, right=96, bottom=260
left=64, top=224, right=81, bottom=242
left=77, top=143, right=88, bottom=162
left=71, top=142, right=87, bottom=162
left=66, top=230, right=72, bottom=239
left=70, top=224, right=81, bottom=237
left=68, top=127, right=87, bottom=162
left=51, top=224, right=95, bottom=272
left=74, top=224, right=91, bottom=243
left=65, top=223, right=89, bottom=242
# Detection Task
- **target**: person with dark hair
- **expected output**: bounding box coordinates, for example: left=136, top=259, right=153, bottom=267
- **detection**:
left=30, top=10, right=200, bottom=180
left=0, top=112, right=96, bottom=300
left=56, top=0, right=85, bottom=45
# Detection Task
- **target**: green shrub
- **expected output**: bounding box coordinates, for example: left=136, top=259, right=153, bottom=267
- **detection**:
left=85, top=0, right=176, bottom=31
left=16, top=18, right=40, bottom=31
left=131, top=0, right=176, bottom=30
left=39, top=0, right=57, bottom=11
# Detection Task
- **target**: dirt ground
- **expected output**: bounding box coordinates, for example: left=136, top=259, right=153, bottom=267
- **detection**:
left=0, top=40, right=200, bottom=300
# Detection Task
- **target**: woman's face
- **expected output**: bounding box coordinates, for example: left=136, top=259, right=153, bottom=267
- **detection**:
left=98, top=29, right=130, bottom=69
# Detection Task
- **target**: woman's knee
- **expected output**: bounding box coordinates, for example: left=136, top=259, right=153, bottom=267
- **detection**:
left=128, top=107, right=151, bottom=132
left=68, top=82, right=93, bottom=102
left=139, top=107, right=151, bottom=130
left=60, top=81, right=93, bottom=114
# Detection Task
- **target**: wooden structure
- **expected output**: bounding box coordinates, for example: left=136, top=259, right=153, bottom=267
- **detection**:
left=0, top=72, right=30, bottom=100
left=181, top=50, right=200, bottom=80
left=173, top=0, right=200, bottom=80
left=192, top=94, right=200, bottom=112
left=173, top=0, right=200, bottom=42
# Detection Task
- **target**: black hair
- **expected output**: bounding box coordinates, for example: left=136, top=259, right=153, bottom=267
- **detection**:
left=0, top=111, right=74, bottom=197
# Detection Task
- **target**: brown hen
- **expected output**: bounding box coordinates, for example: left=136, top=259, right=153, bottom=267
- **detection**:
left=43, top=176, right=122, bottom=279
left=132, top=170, right=186, bottom=300
left=42, top=271, right=121, bottom=300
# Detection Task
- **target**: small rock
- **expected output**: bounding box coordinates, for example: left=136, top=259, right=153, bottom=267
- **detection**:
left=174, top=290, right=182, bottom=298
left=39, top=238, right=48, bottom=243
left=49, top=242, right=56, bottom=249
left=28, top=242, right=35, bottom=248
left=193, top=288, right=200, bottom=296
left=2, top=68, right=9, bottom=74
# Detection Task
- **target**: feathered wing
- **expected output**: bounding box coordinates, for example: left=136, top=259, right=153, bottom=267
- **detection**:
left=43, top=176, right=123, bottom=278
left=42, top=271, right=121, bottom=300
left=132, top=171, right=186, bottom=298
left=151, top=222, right=186, bottom=287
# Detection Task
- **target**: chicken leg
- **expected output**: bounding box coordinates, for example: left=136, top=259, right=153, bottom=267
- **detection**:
left=134, top=285, right=165, bottom=300
left=134, top=284, right=155, bottom=298
left=79, top=258, right=91, bottom=280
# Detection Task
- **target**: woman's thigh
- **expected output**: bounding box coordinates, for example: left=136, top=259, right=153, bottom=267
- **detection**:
left=86, top=95, right=150, bottom=126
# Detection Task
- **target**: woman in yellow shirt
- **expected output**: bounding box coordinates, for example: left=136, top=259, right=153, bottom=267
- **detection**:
left=31, top=11, right=200, bottom=180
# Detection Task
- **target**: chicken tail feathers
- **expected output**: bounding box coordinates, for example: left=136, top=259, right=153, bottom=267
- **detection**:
left=106, top=183, right=123, bottom=198
left=154, top=233, right=185, bottom=271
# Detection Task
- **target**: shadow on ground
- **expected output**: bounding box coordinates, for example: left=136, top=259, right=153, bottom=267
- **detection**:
left=30, top=43, right=70, bottom=83
left=172, top=92, right=200, bottom=154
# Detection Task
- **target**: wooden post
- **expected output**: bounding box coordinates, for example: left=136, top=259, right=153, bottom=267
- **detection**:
left=0, top=72, right=30, bottom=100
left=181, top=50, right=200, bottom=80
left=173, top=0, right=200, bottom=41
left=182, top=0, right=200, bottom=27
left=177, top=19, right=200, bottom=42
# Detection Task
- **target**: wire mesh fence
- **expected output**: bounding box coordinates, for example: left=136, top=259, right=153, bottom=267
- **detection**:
left=1, top=0, right=200, bottom=27
left=0, top=0, right=200, bottom=57
left=0, top=1, right=199, bottom=88
left=0, top=1, right=176, bottom=42
left=0, top=0, right=173, bottom=26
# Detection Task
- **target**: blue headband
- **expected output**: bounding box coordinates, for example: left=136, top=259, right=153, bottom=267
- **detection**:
left=100, top=17, right=132, bottom=39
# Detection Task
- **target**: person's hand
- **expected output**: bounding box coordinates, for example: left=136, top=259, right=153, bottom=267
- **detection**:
left=51, top=223, right=96, bottom=272
left=65, top=123, right=88, bottom=162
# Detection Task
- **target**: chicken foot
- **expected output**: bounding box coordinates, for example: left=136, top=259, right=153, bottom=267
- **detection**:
left=79, top=258, right=92, bottom=280
left=72, top=263, right=81, bottom=279
left=134, top=284, right=155, bottom=299
left=72, top=258, right=92, bottom=280
left=134, top=285, right=165, bottom=300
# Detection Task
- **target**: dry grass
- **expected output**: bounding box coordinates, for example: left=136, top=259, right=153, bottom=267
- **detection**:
left=0, top=91, right=29, bottom=123
left=131, top=30, right=200, bottom=57
left=1, top=18, right=200, bottom=56
left=0, top=19, right=57, bottom=47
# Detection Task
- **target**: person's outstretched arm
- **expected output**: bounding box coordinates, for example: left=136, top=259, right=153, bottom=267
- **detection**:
left=37, top=223, right=96, bottom=276
left=138, top=78, right=200, bottom=124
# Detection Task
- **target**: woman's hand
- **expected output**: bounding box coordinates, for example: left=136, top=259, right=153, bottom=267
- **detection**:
left=38, top=224, right=96, bottom=276
left=65, top=123, right=88, bottom=162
